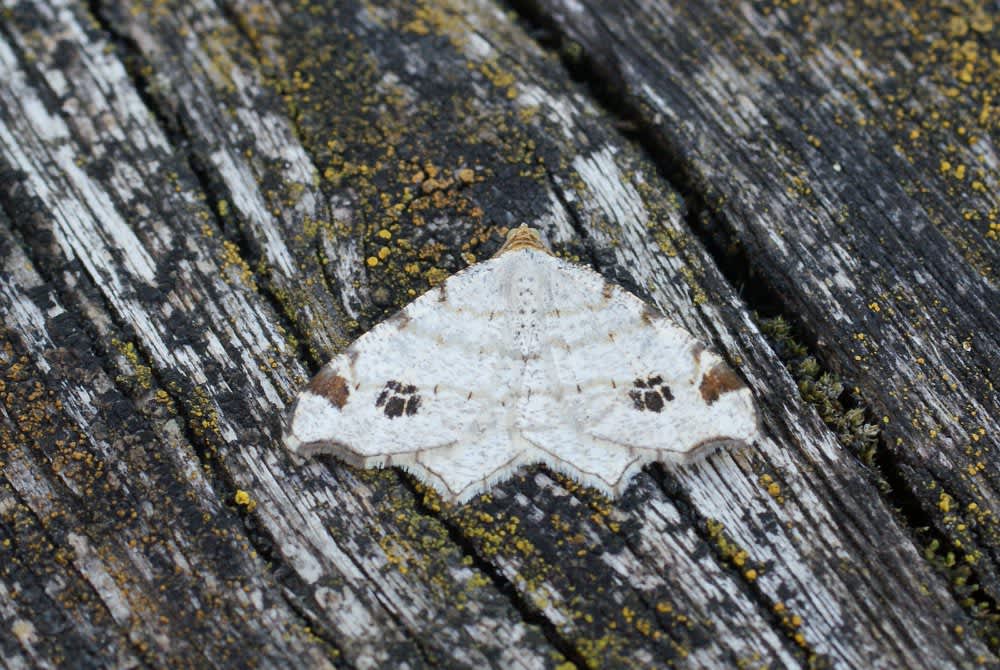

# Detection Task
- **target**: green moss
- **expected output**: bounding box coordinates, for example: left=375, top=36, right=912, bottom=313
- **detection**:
left=757, top=315, right=999, bottom=651
left=757, top=315, right=880, bottom=465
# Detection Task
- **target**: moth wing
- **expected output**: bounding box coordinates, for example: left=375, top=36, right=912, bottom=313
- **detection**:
left=521, top=256, right=758, bottom=492
left=283, top=258, right=524, bottom=500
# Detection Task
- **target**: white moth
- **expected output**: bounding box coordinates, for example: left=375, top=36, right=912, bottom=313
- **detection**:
left=284, top=226, right=759, bottom=502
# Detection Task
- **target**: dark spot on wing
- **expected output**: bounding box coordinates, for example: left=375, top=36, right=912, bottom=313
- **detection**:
left=383, top=396, right=406, bottom=418
left=699, top=364, right=746, bottom=405
left=405, top=395, right=420, bottom=416
left=307, top=369, right=350, bottom=408
left=602, top=282, right=614, bottom=301
left=628, top=375, right=674, bottom=413
left=375, top=380, right=422, bottom=418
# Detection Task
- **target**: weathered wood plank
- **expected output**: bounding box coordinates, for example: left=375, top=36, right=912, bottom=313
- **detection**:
left=0, top=0, right=996, bottom=667
left=121, top=0, right=996, bottom=664
left=228, top=0, right=993, bottom=664
left=94, top=0, right=809, bottom=667
left=0, top=235, right=335, bottom=668
left=522, top=0, right=1000, bottom=630
left=0, top=2, right=555, bottom=667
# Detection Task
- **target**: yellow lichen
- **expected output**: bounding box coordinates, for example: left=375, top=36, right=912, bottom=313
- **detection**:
left=425, top=267, right=450, bottom=286
left=939, top=492, right=953, bottom=513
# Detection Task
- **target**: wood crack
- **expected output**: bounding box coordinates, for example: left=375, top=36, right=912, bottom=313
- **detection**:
left=0, top=181, right=346, bottom=661
left=651, top=467, right=823, bottom=664
left=399, top=473, right=590, bottom=669
left=85, top=0, right=322, bottom=375
left=507, top=0, right=1000, bottom=655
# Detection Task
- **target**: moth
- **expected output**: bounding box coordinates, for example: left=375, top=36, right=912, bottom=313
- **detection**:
left=284, top=226, right=759, bottom=502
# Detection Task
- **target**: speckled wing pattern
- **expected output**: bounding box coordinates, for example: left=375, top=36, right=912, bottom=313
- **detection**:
left=284, top=226, right=759, bottom=502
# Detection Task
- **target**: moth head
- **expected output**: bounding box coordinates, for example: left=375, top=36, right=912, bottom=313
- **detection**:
left=495, top=225, right=550, bottom=256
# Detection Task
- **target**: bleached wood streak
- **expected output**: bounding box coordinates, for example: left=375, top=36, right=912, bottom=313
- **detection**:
left=103, top=0, right=360, bottom=358
left=530, top=0, right=1000, bottom=613
left=0, top=242, right=333, bottom=667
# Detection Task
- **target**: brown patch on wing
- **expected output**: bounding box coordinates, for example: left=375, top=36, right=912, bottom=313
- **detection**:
left=308, top=370, right=350, bottom=408
left=699, top=364, right=746, bottom=405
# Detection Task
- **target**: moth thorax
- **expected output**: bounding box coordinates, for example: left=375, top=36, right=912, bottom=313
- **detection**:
left=505, top=259, right=545, bottom=356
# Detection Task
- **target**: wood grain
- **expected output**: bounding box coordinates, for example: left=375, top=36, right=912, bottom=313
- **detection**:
left=0, top=0, right=995, bottom=667
left=522, top=0, right=1000, bottom=640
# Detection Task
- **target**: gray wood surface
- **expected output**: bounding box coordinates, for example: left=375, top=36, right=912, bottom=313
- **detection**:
left=0, top=0, right=996, bottom=668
